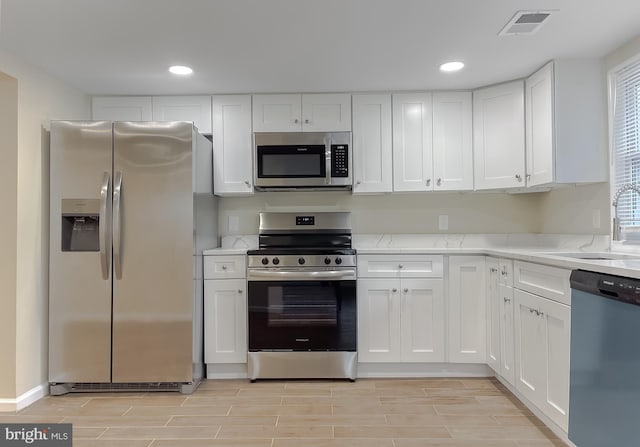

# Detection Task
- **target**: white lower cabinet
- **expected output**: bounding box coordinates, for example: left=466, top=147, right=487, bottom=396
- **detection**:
left=204, top=279, right=247, bottom=363
left=204, top=255, right=247, bottom=364
left=448, top=256, right=486, bottom=363
left=357, top=255, right=445, bottom=363
left=514, top=288, right=570, bottom=431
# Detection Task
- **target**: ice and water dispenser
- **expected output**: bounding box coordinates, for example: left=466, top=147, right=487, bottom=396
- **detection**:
left=60, top=199, right=100, bottom=252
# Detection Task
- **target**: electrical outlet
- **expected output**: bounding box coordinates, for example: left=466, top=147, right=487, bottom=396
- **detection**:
left=438, top=215, right=449, bottom=231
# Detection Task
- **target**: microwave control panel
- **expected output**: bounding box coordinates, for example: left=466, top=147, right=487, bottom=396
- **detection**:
left=331, top=145, right=349, bottom=178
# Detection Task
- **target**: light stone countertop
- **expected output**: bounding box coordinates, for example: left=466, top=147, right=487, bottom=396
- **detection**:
left=202, top=233, right=640, bottom=279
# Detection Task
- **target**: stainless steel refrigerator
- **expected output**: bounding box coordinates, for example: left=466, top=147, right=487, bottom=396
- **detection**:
left=48, top=121, right=217, bottom=395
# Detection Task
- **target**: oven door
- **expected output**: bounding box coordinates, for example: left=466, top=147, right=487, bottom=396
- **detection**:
left=248, top=274, right=356, bottom=351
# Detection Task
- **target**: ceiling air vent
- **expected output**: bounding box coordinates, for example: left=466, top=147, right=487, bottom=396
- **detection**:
left=499, top=10, right=555, bottom=36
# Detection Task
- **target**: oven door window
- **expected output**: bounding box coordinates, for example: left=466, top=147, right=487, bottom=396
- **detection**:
left=257, top=145, right=326, bottom=178
left=248, top=280, right=356, bottom=351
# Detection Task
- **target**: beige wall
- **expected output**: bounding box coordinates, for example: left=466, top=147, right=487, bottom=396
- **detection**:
left=0, top=72, right=18, bottom=399
left=218, top=191, right=543, bottom=236
left=0, top=48, right=90, bottom=399
left=538, top=183, right=610, bottom=235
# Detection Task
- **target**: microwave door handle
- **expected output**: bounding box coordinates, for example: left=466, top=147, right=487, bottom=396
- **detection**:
left=325, top=139, right=332, bottom=185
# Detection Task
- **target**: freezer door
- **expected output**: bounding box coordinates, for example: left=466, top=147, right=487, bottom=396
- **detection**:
left=49, top=121, right=113, bottom=383
left=112, top=121, right=194, bottom=382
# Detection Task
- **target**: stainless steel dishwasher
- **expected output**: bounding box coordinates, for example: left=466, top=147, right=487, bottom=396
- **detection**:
left=569, top=270, right=640, bottom=447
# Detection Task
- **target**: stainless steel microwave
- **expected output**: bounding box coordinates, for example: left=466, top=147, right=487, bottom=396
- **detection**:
left=253, top=132, right=352, bottom=190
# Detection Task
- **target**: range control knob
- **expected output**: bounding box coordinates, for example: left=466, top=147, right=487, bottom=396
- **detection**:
left=298, top=257, right=306, bottom=265
left=324, top=257, right=332, bottom=265
left=335, top=257, right=343, bottom=265
left=272, top=257, right=280, bottom=265
left=261, top=257, right=269, bottom=265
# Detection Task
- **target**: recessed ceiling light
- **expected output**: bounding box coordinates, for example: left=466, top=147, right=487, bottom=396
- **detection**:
left=169, top=65, right=193, bottom=75
left=440, top=61, right=464, bottom=73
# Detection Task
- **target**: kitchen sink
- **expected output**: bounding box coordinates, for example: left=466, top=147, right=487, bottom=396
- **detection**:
left=538, top=252, right=640, bottom=261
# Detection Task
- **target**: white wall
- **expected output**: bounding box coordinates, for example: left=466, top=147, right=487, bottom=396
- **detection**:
left=0, top=48, right=90, bottom=399
left=218, top=191, right=543, bottom=236
left=0, top=72, right=18, bottom=400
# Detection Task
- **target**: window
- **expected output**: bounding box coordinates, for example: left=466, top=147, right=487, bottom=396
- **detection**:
left=612, top=56, right=640, bottom=239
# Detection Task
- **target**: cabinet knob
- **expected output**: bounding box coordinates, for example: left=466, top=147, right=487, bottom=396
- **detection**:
left=398, top=264, right=404, bottom=269
left=294, top=118, right=299, bottom=124
left=403, top=288, right=409, bottom=293
left=515, top=174, right=523, bottom=182
left=426, top=179, right=431, bottom=186
left=244, top=180, right=251, bottom=187
left=304, top=119, right=310, bottom=124
left=221, top=265, right=227, bottom=270
left=503, top=297, right=511, bottom=303
left=237, top=289, right=243, bottom=294
left=356, top=180, right=362, bottom=185
left=392, top=288, right=398, bottom=293
left=437, top=178, right=442, bottom=186
left=490, top=267, right=498, bottom=273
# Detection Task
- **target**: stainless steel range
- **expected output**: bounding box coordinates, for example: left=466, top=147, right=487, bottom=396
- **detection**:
left=247, top=212, right=356, bottom=381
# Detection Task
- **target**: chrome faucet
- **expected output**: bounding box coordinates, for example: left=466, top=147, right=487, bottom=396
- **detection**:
left=612, top=184, right=640, bottom=241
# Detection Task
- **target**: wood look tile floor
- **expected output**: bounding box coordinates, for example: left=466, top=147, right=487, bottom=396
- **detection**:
left=7, top=378, right=567, bottom=447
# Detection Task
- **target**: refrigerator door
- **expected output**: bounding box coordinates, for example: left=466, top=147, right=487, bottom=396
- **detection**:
left=112, top=121, right=194, bottom=382
left=49, top=121, right=113, bottom=383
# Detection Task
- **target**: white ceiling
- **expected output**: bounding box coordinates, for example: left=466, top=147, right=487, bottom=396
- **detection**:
left=1, top=0, right=639, bottom=95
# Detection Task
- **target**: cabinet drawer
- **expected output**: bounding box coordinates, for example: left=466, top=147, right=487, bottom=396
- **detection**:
left=204, top=255, right=246, bottom=279
left=513, top=261, right=571, bottom=305
left=357, top=255, right=444, bottom=278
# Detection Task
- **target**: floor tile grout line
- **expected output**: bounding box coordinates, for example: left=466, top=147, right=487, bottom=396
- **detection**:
left=93, top=426, right=108, bottom=440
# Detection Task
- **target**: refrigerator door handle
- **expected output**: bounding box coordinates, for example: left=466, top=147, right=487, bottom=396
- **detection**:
left=99, top=172, right=111, bottom=280
left=113, top=170, right=123, bottom=280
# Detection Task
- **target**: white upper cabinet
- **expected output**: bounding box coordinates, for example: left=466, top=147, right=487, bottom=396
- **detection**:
left=92, top=96, right=152, bottom=121
left=432, top=92, right=473, bottom=190
left=212, top=95, right=254, bottom=196
left=152, top=96, right=212, bottom=134
left=392, top=93, right=434, bottom=191
left=252, top=93, right=351, bottom=132
left=525, top=60, right=607, bottom=187
left=473, top=81, right=526, bottom=190
left=92, top=96, right=212, bottom=133
left=351, top=94, right=393, bottom=194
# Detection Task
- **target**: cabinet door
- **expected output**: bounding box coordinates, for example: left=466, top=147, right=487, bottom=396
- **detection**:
left=539, top=295, right=570, bottom=431
left=525, top=62, right=554, bottom=187
left=212, top=95, right=254, bottom=195
left=400, top=278, right=445, bottom=362
left=357, top=278, right=401, bottom=362
left=486, top=258, right=501, bottom=372
left=204, top=279, right=247, bottom=364
left=392, top=93, right=433, bottom=192
left=252, top=94, right=301, bottom=132
left=302, top=94, right=351, bottom=132
left=152, top=96, right=212, bottom=134
left=432, top=92, right=473, bottom=191
left=514, top=289, right=545, bottom=406
left=92, top=96, right=152, bottom=121
left=499, top=284, right=516, bottom=386
left=473, top=81, right=525, bottom=189
left=448, top=256, right=486, bottom=363
left=351, top=94, right=393, bottom=194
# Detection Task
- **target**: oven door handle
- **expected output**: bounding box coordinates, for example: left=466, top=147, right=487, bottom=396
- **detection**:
left=248, top=270, right=356, bottom=280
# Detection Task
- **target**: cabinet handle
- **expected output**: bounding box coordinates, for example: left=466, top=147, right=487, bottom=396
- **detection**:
left=503, top=297, right=511, bottom=303
left=237, top=289, right=243, bottom=294
left=538, top=311, right=544, bottom=317
left=398, top=264, right=404, bottom=269
left=426, top=179, right=431, bottom=186
left=392, top=288, right=398, bottom=293
left=356, top=180, right=362, bottom=185
left=293, top=118, right=299, bottom=124
left=403, top=288, right=408, bottom=293
left=529, top=308, right=536, bottom=314
left=515, top=174, right=522, bottom=182
left=437, top=178, right=442, bottom=186
left=304, top=119, right=310, bottom=124
left=490, top=267, right=498, bottom=273
left=244, top=180, right=251, bottom=187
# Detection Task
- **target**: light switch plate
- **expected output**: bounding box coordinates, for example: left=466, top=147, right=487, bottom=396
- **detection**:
left=438, top=215, right=448, bottom=231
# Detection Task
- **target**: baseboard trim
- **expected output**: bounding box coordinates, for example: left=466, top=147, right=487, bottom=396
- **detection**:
left=0, top=383, right=48, bottom=412
left=356, top=362, right=492, bottom=378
